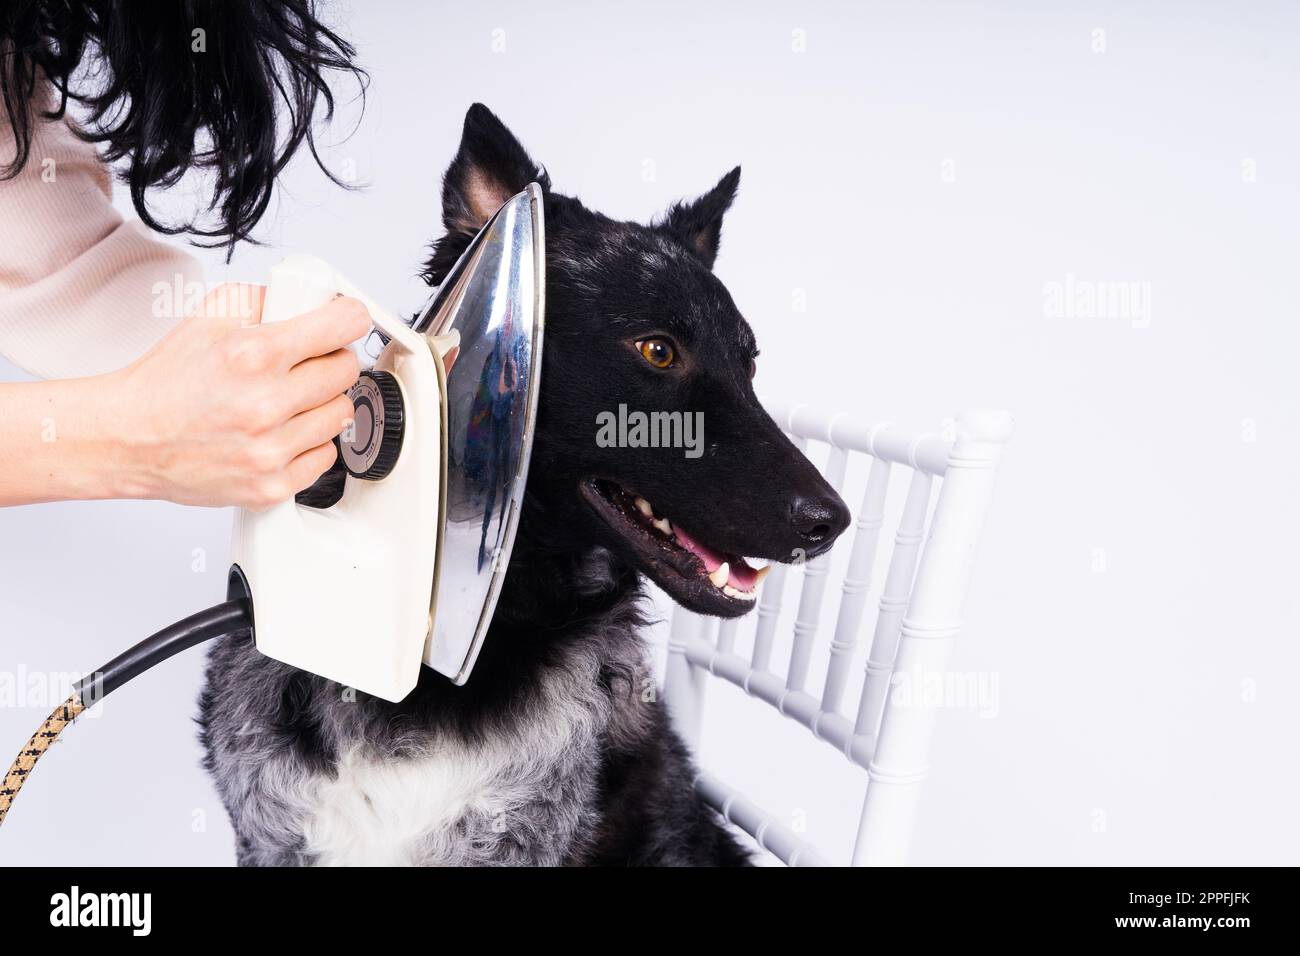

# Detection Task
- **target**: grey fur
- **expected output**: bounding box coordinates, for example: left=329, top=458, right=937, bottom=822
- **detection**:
left=199, top=550, right=669, bottom=866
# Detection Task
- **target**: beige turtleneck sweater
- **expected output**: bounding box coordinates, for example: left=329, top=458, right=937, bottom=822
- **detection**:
left=0, top=93, right=202, bottom=380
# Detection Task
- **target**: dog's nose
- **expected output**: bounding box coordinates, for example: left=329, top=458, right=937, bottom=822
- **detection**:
left=789, top=494, right=851, bottom=553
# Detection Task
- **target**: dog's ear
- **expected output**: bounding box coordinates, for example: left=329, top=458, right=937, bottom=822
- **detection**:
left=441, top=103, right=549, bottom=239
left=659, top=166, right=741, bottom=269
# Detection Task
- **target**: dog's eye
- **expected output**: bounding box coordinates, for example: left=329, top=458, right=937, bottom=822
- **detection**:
left=637, top=338, right=675, bottom=369
left=749, top=358, right=757, bottom=379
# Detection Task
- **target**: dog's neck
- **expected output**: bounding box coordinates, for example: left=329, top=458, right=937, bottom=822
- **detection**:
left=492, top=507, right=640, bottom=630
left=400, top=501, right=645, bottom=722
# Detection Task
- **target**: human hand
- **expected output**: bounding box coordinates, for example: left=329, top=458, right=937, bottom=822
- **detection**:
left=106, top=283, right=368, bottom=509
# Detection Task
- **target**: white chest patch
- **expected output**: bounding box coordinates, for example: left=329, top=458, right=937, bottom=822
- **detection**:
left=300, top=741, right=519, bottom=866
left=298, top=677, right=607, bottom=866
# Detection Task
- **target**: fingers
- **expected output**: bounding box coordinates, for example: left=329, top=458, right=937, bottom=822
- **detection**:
left=278, top=394, right=355, bottom=461
left=285, top=347, right=361, bottom=413
left=285, top=441, right=343, bottom=496
left=264, top=295, right=372, bottom=366
left=243, top=402, right=349, bottom=510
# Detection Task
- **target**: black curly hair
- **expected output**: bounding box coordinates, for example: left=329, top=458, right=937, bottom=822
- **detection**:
left=0, top=0, right=366, bottom=252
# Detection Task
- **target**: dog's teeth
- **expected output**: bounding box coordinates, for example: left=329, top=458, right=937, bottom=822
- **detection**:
left=634, top=496, right=653, bottom=517
left=708, top=562, right=730, bottom=588
left=753, top=565, right=771, bottom=584
left=653, top=517, right=672, bottom=536
left=723, top=585, right=758, bottom=601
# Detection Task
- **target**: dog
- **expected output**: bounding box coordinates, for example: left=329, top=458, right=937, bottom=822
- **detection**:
left=198, top=104, right=850, bottom=865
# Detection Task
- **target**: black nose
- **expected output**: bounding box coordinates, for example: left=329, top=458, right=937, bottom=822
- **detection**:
left=789, top=494, right=851, bottom=552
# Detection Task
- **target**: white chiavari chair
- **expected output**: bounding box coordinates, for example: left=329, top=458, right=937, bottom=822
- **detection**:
left=661, top=403, right=1012, bottom=866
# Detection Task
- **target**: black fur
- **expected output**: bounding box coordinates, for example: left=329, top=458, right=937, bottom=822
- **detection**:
left=198, top=104, right=849, bottom=866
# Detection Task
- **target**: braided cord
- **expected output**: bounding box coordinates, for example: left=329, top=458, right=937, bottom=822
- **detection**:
left=0, top=693, right=85, bottom=826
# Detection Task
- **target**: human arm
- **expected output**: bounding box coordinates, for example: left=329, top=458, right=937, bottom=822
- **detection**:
left=0, top=286, right=368, bottom=509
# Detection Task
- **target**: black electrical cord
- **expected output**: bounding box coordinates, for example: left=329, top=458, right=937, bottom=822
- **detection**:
left=0, top=598, right=252, bottom=825
left=72, top=598, right=251, bottom=704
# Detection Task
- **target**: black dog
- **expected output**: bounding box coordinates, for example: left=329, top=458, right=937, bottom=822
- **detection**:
left=198, top=104, right=849, bottom=866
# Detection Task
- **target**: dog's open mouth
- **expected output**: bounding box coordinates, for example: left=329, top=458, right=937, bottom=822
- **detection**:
left=580, top=478, right=770, bottom=615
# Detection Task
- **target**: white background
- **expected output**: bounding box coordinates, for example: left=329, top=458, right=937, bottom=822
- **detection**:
left=2, top=0, right=1297, bottom=865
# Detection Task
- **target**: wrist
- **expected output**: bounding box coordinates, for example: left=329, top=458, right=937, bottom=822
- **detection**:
left=0, top=370, right=167, bottom=507
left=93, top=367, right=164, bottom=501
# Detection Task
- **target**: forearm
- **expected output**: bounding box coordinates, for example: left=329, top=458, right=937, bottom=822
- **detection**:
left=0, top=373, right=152, bottom=506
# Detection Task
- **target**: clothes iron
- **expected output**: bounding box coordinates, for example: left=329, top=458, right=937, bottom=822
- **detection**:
left=231, top=183, right=546, bottom=701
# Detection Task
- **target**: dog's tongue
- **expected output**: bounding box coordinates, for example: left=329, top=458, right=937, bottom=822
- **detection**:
left=673, top=526, right=760, bottom=590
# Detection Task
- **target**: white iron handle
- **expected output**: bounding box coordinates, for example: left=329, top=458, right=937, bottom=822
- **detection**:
left=262, top=253, right=406, bottom=344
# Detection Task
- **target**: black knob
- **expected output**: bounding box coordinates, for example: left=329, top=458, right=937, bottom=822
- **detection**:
left=342, top=370, right=405, bottom=480
left=295, top=439, right=347, bottom=509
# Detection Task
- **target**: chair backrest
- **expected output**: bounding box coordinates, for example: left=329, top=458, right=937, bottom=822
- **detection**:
left=661, top=403, right=1011, bottom=866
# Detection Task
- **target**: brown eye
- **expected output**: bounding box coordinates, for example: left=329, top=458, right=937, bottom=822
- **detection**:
left=637, top=338, right=675, bottom=369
